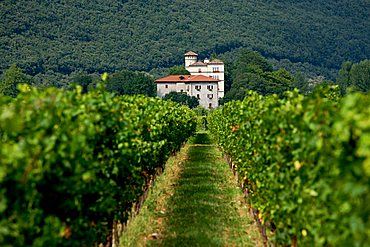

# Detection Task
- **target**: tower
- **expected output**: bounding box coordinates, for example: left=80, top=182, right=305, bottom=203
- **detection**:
left=183, top=50, right=225, bottom=99
left=184, top=51, right=198, bottom=67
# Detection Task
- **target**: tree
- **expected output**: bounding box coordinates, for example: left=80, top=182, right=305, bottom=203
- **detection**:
left=264, top=69, right=294, bottom=95
left=293, top=72, right=311, bottom=94
left=168, top=65, right=190, bottom=75
left=163, top=92, right=199, bottom=108
left=0, top=64, right=33, bottom=97
left=0, top=0, right=369, bottom=86
left=106, top=70, right=156, bottom=96
left=350, top=60, right=370, bottom=93
left=221, top=49, right=293, bottom=104
left=232, top=49, right=273, bottom=76
left=337, top=61, right=353, bottom=95
left=211, top=52, right=217, bottom=60
left=337, top=60, right=369, bottom=94
left=69, top=73, right=94, bottom=93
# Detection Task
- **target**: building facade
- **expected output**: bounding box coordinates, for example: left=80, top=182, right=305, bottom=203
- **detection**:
left=156, top=75, right=219, bottom=109
left=184, top=51, right=225, bottom=98
left=155, top=51, right=225, bottom=108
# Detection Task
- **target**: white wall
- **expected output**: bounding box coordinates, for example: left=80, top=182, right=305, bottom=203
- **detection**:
left=189, top=82, right=218, bottom=109
left=156, top=83, right=177, bottom=98
left=187, top=63, right=225, bottom=98
left=183, top=54, right=225, bottom=103
left=156, top=81, right=219, bottom=108
left=184, top=56, right=197, bottom=67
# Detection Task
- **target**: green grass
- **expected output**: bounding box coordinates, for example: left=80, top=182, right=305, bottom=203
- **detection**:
left=120, top=132, right=262, bottom=246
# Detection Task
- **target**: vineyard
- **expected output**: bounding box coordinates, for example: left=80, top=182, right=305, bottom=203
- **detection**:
left=0, top=84, right=196, bottom=246
left=208, top=86, right=370, bottom=246
left=0, top=83, right=369, bottom=246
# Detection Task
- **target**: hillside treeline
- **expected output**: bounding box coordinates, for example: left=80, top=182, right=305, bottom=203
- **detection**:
left=0, top=0, right=369, bottom=84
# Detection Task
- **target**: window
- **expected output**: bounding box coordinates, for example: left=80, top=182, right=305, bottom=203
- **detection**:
left=197, top=94, right=200, bottom=99
left=198, top=68, right=202, bottom=73
left=180, top=89, right=184, bottom=93
left=165, top=85, right=168, bottom=88
left=207, top=85, right=214, bottom=91
left=209, top=103, right=213, bottom=109
left=214, top=75, right=219, bottom=80
left=207, top=94, right=213, bottom=99
left=213, top=67, right=219, bottom=72
left=195, top=85, right=201, bottom=91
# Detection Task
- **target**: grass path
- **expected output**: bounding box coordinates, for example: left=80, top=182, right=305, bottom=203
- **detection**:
left=120, top=132, right=262, bottom=246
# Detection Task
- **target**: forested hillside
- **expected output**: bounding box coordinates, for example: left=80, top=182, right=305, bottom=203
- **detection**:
left=1, top=0, right=369, bottom=84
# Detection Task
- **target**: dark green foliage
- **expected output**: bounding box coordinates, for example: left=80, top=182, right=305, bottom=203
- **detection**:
left=208, top=89, right=370, bottom=246
left=163, top=91, right=199, bottom=109
left=221, top=49, right=293, bottom=103
left=233, top=49, right=273, bottom=73
left=69, top=73, right=94, bottom=93
left=0, top=0, right=369, bottom=84
left=337, top=60, right=370, bottom=95
left=168, top=65, right=190, bottom=75
left=269, top=58, right=338, bottom=80
left=105, top=70, right=156, bottom=96
left=0, top=85, right=197, bottom=246
left=337, top=61, right=354, bottom=95
left=263, top=69, right=294, bottom=95
left=0, top=64, right=33, bottom=97
left=292, top=72, right=311, bottom=94
left=350, top=60, right=370, bottom=93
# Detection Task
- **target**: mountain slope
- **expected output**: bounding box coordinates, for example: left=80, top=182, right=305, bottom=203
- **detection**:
left=0, top=0, right=369, bottom=81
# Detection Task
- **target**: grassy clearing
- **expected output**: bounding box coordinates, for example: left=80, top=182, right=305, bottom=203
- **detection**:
left=120, top=132, right=262, bottom=247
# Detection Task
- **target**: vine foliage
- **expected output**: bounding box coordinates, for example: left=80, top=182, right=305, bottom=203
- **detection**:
left=208, top=87, right=369, bottom=246
left=0, top=84, right=196, bottom=246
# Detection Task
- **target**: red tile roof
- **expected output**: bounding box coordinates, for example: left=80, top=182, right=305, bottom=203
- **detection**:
left=155, top=75, right=219, bottom=83
left=184, top=51, right=198, bottom=56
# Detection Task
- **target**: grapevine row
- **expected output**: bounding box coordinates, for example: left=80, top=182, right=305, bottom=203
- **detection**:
left=208, top=87, right=369, bottom=246
left=0, top=85, right=197, bottom=246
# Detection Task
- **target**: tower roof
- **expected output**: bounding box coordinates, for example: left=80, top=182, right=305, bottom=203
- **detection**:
left=184, top=51, right=198, bottom=56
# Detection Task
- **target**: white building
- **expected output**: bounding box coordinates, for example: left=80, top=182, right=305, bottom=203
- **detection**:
left=184, top=51, right=225, bottom=98
left=156, top=75, right=219, bottom=109
left=155, top=51, right=225, bottom=108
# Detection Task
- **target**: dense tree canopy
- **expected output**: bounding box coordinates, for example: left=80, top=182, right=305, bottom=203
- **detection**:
left=168, top=66, right=190, bottom=76
left=105, top=70, right=156, bottom=96
left=0, top=64, right=33, bottom=97
left=0, top=0, right=368, bottom=84
left=337, top=60, right=370, bottom=95
left=349, top=60, right=370, bottom=93
left=69, top=73, right=95, bottom=94
left=292, top=72, right=311, bottom=95
left=221, top=49, right=294, bottom=103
